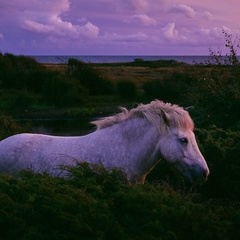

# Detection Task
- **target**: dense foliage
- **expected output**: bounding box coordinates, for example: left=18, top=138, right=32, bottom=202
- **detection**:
left=67, top=58, right=114, bottom=95
left=0, top=163, right=240, bottom=240
left=0, top=53, right=112, bottom=109
left=0, top=53, right=44, bottom=90
left=117, top=80, right=137, bottom=100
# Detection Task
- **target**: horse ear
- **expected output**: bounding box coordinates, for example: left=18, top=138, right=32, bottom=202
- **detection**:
left=161, top=109, right=170, bottom=126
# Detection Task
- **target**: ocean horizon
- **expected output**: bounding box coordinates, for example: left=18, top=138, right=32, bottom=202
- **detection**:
left=30, top=55, right=212, bottom=65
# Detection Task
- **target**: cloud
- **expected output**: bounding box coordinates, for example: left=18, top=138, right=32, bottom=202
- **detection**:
left=130, top=0, right=149, bottom=12
left=20, top=0, right=99, bottom=39
left=0, top=0, right=99, bottom=40
left=167, top=4, right=214, bottom=21
left=24, top=21, right=54, bottom=33
left=114, top=0, right=166, bottom=13
left=198, top=27, right=223, bottom=41
left=24, top=19, right=99, bottom=39
left=79, top=22, right=99, bottom=38
left=114, top=0, right=149, bottom=12
left=202, top=11, right=213, bottom=20
left=3, top=0, right=69, bottom=13
left=131, top=14, right=157, bottom=26
left=162, top=23, right=186, bottom=42
left=168, top=4, right=196, bottom=18
left=103, top=32, right=148, bottom=42
left=0, top=0, right=238, bottom=55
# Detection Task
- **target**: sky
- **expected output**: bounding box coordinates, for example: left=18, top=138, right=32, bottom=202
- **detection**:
left=0, top=0, right=240, bottom=55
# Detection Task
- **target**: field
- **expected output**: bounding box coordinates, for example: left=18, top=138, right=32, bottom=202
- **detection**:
left=0, top=53, right=240, bottom=239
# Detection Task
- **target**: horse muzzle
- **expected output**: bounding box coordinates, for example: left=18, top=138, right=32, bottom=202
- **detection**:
left=189, top=166, right=210, bottom=184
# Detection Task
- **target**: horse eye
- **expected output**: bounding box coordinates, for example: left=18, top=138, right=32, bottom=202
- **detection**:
left=180, top=138, right=188, bottom=145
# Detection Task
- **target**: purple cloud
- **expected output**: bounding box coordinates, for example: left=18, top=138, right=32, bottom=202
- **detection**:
left=168, top=4, right=196, bottom=18
left=0, top=0, right=239, bottom=55
left=131, top=14, right=157, bottom=26
left=162, top=23, right=186, bottom=42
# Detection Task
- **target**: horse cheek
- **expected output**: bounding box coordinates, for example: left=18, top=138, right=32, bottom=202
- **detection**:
left=158, top=138, right=179, bottom=164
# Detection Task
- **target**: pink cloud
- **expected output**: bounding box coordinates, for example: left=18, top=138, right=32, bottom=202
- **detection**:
left=24, top=20, right=53, bottom=33
left=131, top=14, right=157, bottom=26
left=202, top=11, right=213, bottom=21
left=79, top=22, right=99, bottom=38
left=1, top=0, right=239, bottom=55
left=130, top=0, right=149, bottom=12
left=103, top=32, right=148, bottom=42
left=162, top=23, right=186, bottom=42
left=21, top=1, right=99, bottom=40
left=168, top=4, right=196, bottom=18
left=24, top=19, right=99, bottom=39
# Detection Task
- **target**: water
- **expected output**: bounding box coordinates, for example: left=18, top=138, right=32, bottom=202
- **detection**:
left=18, top=118, right=96, bottom=136
left=31, top=55, right=211, bottom=65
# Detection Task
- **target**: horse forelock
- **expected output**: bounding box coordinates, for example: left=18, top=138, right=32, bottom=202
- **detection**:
left=91, top=100, right=194, bottom=133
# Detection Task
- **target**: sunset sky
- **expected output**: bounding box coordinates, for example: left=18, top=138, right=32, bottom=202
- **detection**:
left=0, top=0, right=239, bottom=55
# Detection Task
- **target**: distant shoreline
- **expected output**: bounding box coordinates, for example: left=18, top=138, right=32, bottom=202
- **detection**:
left=31, top=55, right=211, bottom=65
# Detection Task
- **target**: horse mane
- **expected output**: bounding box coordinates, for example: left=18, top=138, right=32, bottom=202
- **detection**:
left=91, top=100, right=194, bottom=134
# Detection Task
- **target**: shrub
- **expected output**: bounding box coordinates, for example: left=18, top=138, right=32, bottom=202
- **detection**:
left=142, top=72, right=186, bottom=102
left=0, top=115, right=30, bottom=140
left=195, top=127, right=240, bottom=200
left=42, top=75, right=88, bottom=107
left=12, top=91, right=38, bottom=110
left=191, top=30, right=240, bottom=129
left=0, top=53, right=44, bottom=90
left=67, top=58, right=114, bottom=95
left=0, top=164, right=239, bottom=240
left=117, top=80, right=137, bottom=99
left=25, top=70, right=54, bottom=93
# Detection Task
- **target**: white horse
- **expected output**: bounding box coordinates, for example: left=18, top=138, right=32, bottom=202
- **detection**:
left=0, top=100, right=209, bottom=183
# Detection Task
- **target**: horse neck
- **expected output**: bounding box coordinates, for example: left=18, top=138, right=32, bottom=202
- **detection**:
left=101, top=117, right=159, bottom=145
left=97, top=117, right=161, bottom=171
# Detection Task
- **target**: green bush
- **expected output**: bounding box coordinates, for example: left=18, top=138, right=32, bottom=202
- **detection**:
left=190, top=30, right=240, bottom=129
left=0, top=163, right=239, bottom=240
left=0, top=53, right=45, bottom=90
left=143, top=78, right=179, bottom=102
left=42, top=75, right=88, bottom=107
left=195, top=127, right=240, bottom=200
left=0, top=115, right=30, bottom=140
left=12, top=91, right=39, bottom=110
left=117, top=80, right=137, bottom=99
left=142, top=71, right=192, bottom=102
left=25, top=70, right=54, bottom=93
left=67, top=58, right=114, bottom=95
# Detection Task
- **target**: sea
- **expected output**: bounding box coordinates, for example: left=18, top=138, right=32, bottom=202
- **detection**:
left=30, top=55, right=211, bottom=65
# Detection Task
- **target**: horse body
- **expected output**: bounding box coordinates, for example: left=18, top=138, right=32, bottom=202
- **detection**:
left=0, top=100, right=210, bottom=183
left=0, top=117, right=160, bottom=183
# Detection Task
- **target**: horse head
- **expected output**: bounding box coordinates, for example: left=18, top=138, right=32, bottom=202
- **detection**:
left=157, top=108, right=210, bottom=183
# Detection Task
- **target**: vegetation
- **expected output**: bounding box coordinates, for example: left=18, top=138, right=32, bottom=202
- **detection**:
left=0, top=30, right=239, bottom=239
left=67, top=58, right=114, bottom=95
left=117, top=80, right=137, bottom=100
left=0, top=53, right=112, bottom=111
left=0, top=162, right=239, bottom=240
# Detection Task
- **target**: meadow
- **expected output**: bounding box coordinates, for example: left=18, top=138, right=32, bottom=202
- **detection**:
left=0, top=51, right=239, bottom=239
